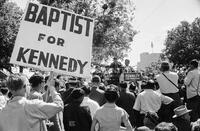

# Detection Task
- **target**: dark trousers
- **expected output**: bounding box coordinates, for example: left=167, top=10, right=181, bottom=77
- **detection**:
left=163, top=92, right=182, bottom=107
left=187, top=95, right=200, bottom=122
left=158, top=101, right=177, bottom=122
left=133, top=109, right=145, bottom=127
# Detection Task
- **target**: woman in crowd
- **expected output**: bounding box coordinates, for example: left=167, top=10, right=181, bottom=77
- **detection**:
left=90, top=84, right=132, bottom=131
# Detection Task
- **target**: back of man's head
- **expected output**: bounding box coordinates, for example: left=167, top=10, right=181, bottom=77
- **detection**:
left=190, top=59, right=198, bottom=68
left=29, top=74, right=44, bottom=88
left=160, top=61, right=170, bottom=72
left=92, top=75, right=101, bottom=83
left=7, top=74, right=26, bottom=91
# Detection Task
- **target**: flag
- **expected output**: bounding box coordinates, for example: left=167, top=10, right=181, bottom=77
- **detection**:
left=151, top=42, right=153, bottom=48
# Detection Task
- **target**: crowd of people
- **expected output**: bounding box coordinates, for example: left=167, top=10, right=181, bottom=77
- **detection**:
left=0, top=58, right=200, bottom=131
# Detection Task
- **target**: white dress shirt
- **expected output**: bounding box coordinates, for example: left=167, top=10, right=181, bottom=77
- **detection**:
left=156, top=71, right=179, bottom=94
left=0, top=90, right=63, bottom=131
left=133, top=89, right=173, bottom=114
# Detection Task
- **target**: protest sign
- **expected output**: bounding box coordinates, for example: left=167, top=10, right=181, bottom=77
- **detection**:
left=10, top=2, right=94, bottom=78
left=124, top=72, right=142, bottom=81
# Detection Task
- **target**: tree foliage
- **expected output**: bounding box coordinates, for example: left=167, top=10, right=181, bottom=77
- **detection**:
left=0, top=1, right=23, bottom=71
left=39, top=0, right=137, bottom=63
left=163, top=18, right=200, bottom=66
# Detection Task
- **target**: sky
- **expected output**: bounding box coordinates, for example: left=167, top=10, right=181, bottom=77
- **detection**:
left=129, top=0, right=200, bottom=66
left=11, top=0, right=200, bottom=66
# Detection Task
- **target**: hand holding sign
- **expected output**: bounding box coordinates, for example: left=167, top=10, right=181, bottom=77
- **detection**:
left=46, top=71, right=56, bottom=92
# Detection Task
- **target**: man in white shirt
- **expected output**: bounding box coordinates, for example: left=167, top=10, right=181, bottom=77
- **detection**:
left=184, top=59, right=200, bottom=122
left=156, top=61, right=181, bottom=106
left=0, top=73, right=63, bottom=131
left=133, top=80, right=173, bottom=113
left=133, top=80, right=173, bottom=127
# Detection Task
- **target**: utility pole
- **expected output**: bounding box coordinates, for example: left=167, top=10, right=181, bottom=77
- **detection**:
left=151, top=41, right=154, bottom=53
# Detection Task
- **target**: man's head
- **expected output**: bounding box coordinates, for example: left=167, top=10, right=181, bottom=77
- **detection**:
left=119, top=83, right=128, bottom=90
left=91, top=75, right=101, bottom=84
left=173, top=105, right=191, bottom=121
left=7, top=74, right=29, bottom=96
left=70, top=88, right=85, bottom=103
left=29, top=74, right=45, bottom=91
left=155, top=122, right=177, bottom=131
left=141, top=79, right=155, bottom=90
left=105, top=84, right=119, bottom=103
left=125, top=59, right=130, bottom=66
left=160, top=61, right=170, bottom=72
left=190, top=59, right=198, bottom=69
left=113, top=57, right=118, bottom=63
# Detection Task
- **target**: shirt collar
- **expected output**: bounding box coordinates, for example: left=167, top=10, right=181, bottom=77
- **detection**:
left=143, top=89, right=154, bottom=92
left=104, top=103, right=116, bottom=108
left=9, top=96, right=25, bottom=103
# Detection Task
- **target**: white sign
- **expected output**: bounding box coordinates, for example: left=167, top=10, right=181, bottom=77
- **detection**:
left=10, top=2, right=94, bottom=78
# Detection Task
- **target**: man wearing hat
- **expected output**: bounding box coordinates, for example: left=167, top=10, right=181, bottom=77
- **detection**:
left=63, top=88, right=92, bottom=131
left=172, top=105, right=192, bottom=131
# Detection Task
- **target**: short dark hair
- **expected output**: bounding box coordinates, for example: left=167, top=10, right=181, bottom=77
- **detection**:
left=29, top=74, right=44, bottom=87
left=119, top=83, right=127, bottom=89
left=57, top=75, right=62, bottom=79
left=105, top=84, right=119, bottom=103
left=70, top=88, right=85, bottom=100
left=160, top=61, right=170, bottom=72
left=92, top=75, right=101, bottom=83
left=190, top=59, right=198, bottom=68
left=141, top=80, right=155, bottom=89
left=129, top=84, right=136, bottom=91
left=7, top=74, right=26, bottom=91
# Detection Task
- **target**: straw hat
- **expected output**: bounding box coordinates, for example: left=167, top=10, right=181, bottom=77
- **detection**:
left=173, top=105, right=192, bottom=118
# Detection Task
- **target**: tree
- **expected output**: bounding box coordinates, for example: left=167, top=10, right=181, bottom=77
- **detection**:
left=38, top=0, right=137, bottom=63
left=0, top=1, right=23, bottom=72
left=163, top=18, right=200, bottom=66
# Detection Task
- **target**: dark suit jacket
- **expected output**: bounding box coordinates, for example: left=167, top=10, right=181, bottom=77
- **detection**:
left=63, top=102, right=92, bottom=131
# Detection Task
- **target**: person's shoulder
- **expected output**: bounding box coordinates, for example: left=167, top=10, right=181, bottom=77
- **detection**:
left=126, top=91, right=135, bottom=97
left=28, top=91, right=43, bottom=100
left=87, top=98, right=99, bottom=105
left=81, top=105, right=90, bottom=112
left=169, top=71, right=178, bottom=75
left=25, top=98, right=43, bottom=105
left=115, top=105, right=127, bottom=114
left=153, top=90, right=162, bottom=96
left=155, top=74, right=161, bottom=79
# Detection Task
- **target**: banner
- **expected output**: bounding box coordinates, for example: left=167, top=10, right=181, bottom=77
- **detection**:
left=10, top=2, right=94, bottom=78
left=124, top=72, right=142, bottom=81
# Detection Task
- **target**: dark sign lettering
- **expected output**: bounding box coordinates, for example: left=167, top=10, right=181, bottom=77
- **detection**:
left=24, top=2, right=93, bottom=37
left=16, top=47, right=88, bottom=74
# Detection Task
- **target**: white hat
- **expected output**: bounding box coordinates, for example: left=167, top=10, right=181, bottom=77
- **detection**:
left=173, top=105, right=192, bottom=118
